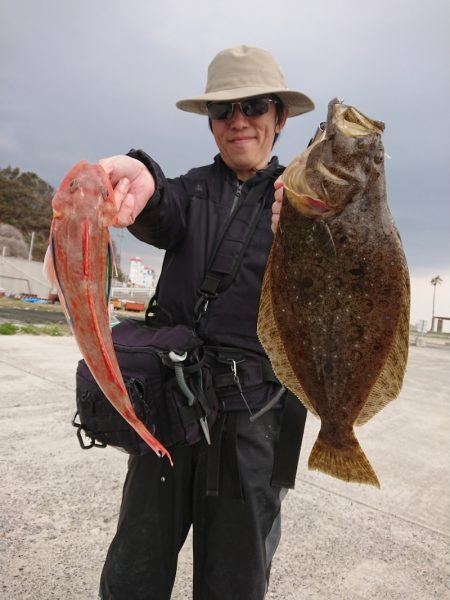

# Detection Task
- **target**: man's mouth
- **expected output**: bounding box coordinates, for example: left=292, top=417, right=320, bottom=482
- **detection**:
left=229, top=137, right=254, bottom=144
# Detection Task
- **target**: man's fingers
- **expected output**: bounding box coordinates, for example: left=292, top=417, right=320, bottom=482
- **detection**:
left=113, top=177, right=130, bottom=210
left=272, top=200, right=281, bottom=215
left=274, top=177, right=284, bottom=190
left=113, top=193, right=136, bottom=228
left=271, top=179, right=284, bottom=235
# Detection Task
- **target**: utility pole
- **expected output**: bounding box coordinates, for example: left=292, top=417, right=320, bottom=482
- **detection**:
left=430, top=275, right=443, bottom=332
left=28, top=231, right=35, bottom=262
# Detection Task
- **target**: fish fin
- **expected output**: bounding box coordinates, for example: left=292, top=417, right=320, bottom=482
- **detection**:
left=257, top=248, right=318, bottom=417
left=128, top=415, right=173, bottom=465
left=313, top=221, right=336, bottom=257
left=308, top=432, right=380, bottom=488
left=356, top=271, right=410, bottom=425
left=43, top=238, right=73, bottom=326
left=43, top=244, right=57, bottom=288
left=106, top=238, right=113, bottom=305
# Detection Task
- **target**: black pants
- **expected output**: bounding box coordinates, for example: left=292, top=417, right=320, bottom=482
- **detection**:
left=99, top=410, right=287, bottom=600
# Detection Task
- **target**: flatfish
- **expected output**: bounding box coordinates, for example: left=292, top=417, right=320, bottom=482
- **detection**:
left=258, top=99, right=410, bottom=487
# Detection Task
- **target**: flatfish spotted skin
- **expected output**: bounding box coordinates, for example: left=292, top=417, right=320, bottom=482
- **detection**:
left=258, top=99, right=410, bottom=487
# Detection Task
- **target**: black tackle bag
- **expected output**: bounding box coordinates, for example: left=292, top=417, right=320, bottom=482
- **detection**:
left=73, top=174, right=278, bottom=456
left=73, top=318, right=218, bottom=454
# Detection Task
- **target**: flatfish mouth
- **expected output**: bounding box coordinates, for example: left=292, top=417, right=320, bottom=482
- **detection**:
left=258, top=99, right=410, bottom=487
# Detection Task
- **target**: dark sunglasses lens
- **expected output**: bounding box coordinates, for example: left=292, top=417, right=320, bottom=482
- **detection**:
left=208, top=98, right=274, bottom=120
left=241, top=98, right=271, bottom=117
left=208, top=103, right=232, bottom=120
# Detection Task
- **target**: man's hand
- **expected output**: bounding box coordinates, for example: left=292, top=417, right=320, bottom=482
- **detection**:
left=99, top=155, right=155, bottom=227
left=271, top=178, right=284, bottom=234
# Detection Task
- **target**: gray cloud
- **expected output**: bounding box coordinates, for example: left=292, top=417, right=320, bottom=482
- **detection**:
left=1, top=0, right=449, bottom=321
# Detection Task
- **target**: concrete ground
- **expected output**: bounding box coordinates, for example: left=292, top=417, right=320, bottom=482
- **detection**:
left=0, top=335, right=448, bottom=600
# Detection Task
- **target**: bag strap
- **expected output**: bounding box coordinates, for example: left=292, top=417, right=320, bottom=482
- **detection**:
left=271, top=391, right=308, bottom=489
left=194, top=173, right=277, bottom=323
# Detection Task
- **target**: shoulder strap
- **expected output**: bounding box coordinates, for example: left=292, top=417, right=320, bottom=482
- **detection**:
left=194, top=177, right=271, bottom=322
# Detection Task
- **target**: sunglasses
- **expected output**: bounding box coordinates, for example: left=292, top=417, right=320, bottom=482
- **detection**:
left=207, top=97, right=277, bottom=121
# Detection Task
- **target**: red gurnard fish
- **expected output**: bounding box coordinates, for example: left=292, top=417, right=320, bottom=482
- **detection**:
left=44, top=160, right=172, bottom=464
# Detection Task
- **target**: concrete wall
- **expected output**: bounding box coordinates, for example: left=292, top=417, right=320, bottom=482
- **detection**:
left=0, top=256, right=53, bottom=298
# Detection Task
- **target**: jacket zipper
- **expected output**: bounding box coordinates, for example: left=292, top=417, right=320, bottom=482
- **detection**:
left=229, top=182, right=243, bottom=215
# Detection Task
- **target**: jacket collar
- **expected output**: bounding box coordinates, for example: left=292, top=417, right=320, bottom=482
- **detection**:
left=214, top=154, right=284, bottom=185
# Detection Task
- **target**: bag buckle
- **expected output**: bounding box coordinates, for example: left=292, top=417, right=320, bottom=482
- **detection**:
left=71, top=411, right=107, bottom=450
left=226, top=359, right=253, bottom=417
left=194, top=291, right=218, bottom=323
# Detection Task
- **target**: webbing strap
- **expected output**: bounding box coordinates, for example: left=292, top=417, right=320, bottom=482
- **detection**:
left=196, top=178, right=270, bottom=314
left=271, top=392, right=308, bottom=489
left=225, top=413, right=244, bottom=502
left=206, top=412, right=226, bottom=496
left=205, top=412, right=244, bottom=502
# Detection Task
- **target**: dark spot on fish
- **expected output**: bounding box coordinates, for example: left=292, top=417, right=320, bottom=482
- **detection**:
left=299, top=277, right=314, bottom=290
left=349, top=265, right=364, bottom=279
left=359, top=298, right=374, bottom=313
left=359, top=199, right=371, bottom=212
left=69, top=179, right=78, bottom=192
left=348, top=324, right=363, bottom=342
left=372, top=340, right=385, bottom=352
left=328, top=297, right=341, bottom=311
left=323, top=360, right=333, bottom=375
left=379, top=285, right=393, bottom=296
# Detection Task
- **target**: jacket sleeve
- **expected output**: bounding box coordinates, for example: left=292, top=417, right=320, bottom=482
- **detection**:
left=126, top=148, right=188, bottom=250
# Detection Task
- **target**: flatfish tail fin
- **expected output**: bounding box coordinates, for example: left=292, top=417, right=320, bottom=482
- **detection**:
left=308, top=433, right=380, bottom=488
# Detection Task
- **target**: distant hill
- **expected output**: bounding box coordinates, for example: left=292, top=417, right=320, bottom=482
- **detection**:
left=0, top=223, right=29, bottom=258
left=0, top=166, right=126, bottom=280
left=0, top=166, right=54, bottom=261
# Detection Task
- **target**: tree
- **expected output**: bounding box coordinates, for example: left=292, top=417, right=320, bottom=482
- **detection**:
left=0, top=166, right=54, bottom=260
left=430, top=276, right=443, bottom=332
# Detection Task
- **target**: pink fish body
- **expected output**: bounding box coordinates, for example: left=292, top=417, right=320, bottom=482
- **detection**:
left=45, top=161, right=172, bottom=464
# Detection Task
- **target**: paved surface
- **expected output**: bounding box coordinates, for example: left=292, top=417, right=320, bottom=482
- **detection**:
left=0, top=305, right=144, bottom=325
left=0, top=306, right=68, bottom=324
left=0, top=335, right=449, bottom=599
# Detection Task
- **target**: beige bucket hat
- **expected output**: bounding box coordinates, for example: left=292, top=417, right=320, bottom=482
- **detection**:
left=176, top=45, right=315, bottom=118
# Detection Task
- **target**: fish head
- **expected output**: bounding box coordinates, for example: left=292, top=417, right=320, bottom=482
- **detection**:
left=282, top=98, right=385, bottom=219
left=51, top=161, right=117, bottom=228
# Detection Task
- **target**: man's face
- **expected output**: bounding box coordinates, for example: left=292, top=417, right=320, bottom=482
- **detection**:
left=210, top=98, right=287, bottom=181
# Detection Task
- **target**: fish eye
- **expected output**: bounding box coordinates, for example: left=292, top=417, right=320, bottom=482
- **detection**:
left=100, top=187, right=110, bottom=200
left=374, top=153, right=384, bottom=164
left=69, top=179, right=78, bottom=192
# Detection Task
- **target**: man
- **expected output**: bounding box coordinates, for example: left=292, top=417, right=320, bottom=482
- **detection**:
left=98, top=45, right=314, bottom=600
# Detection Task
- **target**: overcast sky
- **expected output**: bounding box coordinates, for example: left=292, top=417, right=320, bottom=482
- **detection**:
left=1, top=0, right=449, bottom=328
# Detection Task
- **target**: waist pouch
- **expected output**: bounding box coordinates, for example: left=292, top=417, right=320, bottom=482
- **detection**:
left=73, top=318, right=218, bottom=454
left=204, top=346, right=283, bottom=412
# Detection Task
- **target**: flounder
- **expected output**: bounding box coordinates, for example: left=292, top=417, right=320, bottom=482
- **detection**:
left=258, top=99, right=410, bottom=487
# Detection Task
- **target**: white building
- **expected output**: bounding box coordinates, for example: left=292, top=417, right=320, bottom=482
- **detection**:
left=128, top=257, right=156, bottom=288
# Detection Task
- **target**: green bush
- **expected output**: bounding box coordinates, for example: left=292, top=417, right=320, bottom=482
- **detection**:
left=19, top=324, right=40, bottom=335
left=40, top=325, right=64, bottom=336
left=0, top=322, right=19, bottom=335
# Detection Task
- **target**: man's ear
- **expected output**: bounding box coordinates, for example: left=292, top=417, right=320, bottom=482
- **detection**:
left=275, top=107, right=289, bottom=133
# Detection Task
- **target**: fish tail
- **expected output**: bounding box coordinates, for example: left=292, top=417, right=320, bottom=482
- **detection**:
left=132, top=419, right=173, bottom=466
left=308, top=434, right=380, bottom=488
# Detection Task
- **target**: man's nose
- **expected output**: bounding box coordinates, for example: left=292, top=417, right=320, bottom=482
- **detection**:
left=228, top=104, right=248, bottom=126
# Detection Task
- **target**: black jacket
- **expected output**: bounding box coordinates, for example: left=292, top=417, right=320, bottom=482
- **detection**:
left=127, top=149, right=284, bottom=356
